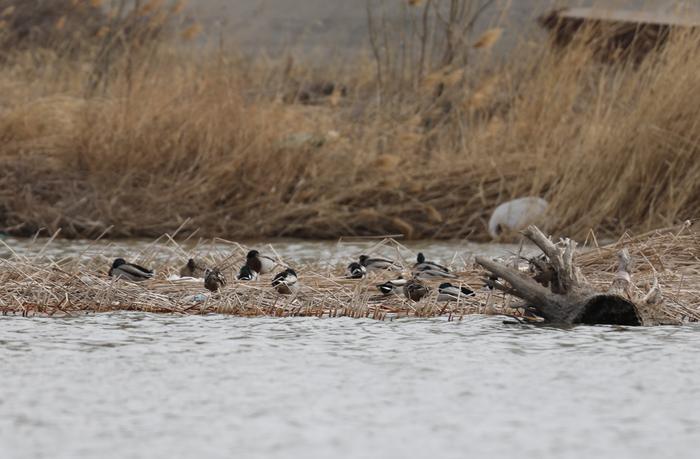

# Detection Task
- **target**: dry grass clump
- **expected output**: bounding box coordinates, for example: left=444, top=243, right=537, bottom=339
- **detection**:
left=2, top=225, right=700, bottom=323
left=0, top=236, right=491, bottom=320
left=0, top=0, right=185, bottom=57
left=576, top=221, right=700, bottom=323
left=0, top=0, right=106, bottom=52
left=0, top=2, right=699, bottom=240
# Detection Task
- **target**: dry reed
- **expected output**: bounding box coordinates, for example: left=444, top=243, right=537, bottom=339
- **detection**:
left=2, top=224, right=700, bottom=323
left=0, top=1, right=699, bottom=241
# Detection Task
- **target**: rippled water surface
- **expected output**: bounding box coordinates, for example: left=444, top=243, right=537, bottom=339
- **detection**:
left=0, top=236, right=527, bottom=265
left=2, top=314, right=700, bottom=459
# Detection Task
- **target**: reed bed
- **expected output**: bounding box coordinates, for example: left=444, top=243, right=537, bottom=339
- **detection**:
left=0, top=241, right=491, bottom=321
left=575, top=222, right=700, bottom=323
left=2, top=224, right=700, bottom=323
left=0, top=2, right=699, bottom=241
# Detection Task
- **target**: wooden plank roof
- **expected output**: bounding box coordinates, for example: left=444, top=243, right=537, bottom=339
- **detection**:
left=557, top=7, right=700, bottom=28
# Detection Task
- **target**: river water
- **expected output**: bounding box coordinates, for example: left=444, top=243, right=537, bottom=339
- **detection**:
left=2, top=314, right=700, bottom=459
left=0, top=236, right=526, bottom=265
left=5, top=1, right=700, bottom=456
left=192, top=0, right=700, bottom=54
left=2, top=238, right=700, bottom=459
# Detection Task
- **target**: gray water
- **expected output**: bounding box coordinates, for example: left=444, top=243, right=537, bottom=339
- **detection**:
left=2, top=313, right=700, bottom=459
left=0, top=236, right=526, bottom=266
left=192, top=0, right=700, bottom=53
left=0, top=237, right=697, bottom=458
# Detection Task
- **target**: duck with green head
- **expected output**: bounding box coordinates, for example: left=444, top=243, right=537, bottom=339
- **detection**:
left=414, top=252, right=450, bottom=273
left=272, top=268, right=298, bottom=295
left=377, top=276, right=407, bottom=296
left=109, top=258, right=154, bottom=282
left=246, top=250, right=278, bottom=275
left=237, top=265, right=258, bottom=281
left=359, top=255, right=401, bottom=272
left=437, top=283, right=474, bottom=302
left=346, top=262, right=366, bottom=279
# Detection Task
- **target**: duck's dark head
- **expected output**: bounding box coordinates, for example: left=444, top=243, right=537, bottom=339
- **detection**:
left=438, top=282, right=452, bottom=289
left=417, top=252, right=426, bottom=263
left=359, top=255, right=369, bottom=266
left=286, top=268, right=297, bottom=277
left=112, top=258, right=126, bottom=269
left=246, top=250, right=259, bottom=259
left=187, top=258, right=196, bottom=269
left=484, top=274, right=499, bottom=290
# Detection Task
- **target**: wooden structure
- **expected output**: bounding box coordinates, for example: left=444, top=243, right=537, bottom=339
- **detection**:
left=475, top=225, right=677, bottom=326
left=539, top=7, right=700, bottom=62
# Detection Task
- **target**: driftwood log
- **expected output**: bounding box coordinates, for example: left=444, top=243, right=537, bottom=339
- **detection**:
left=476, top=225, right=673, bottom=326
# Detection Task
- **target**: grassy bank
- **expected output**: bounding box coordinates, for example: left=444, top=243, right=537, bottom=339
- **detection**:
left=0, top=1, right=699, bottom=240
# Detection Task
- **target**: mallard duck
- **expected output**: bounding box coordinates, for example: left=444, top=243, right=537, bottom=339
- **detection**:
left=204, top=268, right=227, bottom=292
left=346, top=262, right=366, bottom=279
left=246, top=250, right=277, bottom=274
left=403, top=279, right=430, bottom=302
left=414, top=252, right=450, bottom=273
left=412, top=268, right=457, bottom=280
left=179, top=258, right=207, bottom=278
left=359, top=255, right=401, bottom=272
left=108, top=258, right=154, bottom=282
left=377, top=277, right=407, bottom=295
left=484, top=274, right=499, bottom=290
left=272, top=268, right=298, bottom=295
left=237, top=265, right=258, bottom=281
left=437, top=283, right=475, bottom=302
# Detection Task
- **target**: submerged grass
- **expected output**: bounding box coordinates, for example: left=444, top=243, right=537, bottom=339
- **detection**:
left=0, top=1, right=699, bottom=240
left=1, top=224, right=700, bottom=322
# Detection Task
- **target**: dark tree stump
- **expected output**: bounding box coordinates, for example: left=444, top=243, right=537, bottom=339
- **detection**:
left=475, top=226, right=672, bottom=326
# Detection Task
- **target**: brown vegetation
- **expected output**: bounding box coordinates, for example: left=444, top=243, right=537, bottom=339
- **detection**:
left=0, top=1, right=699, bottom=241
left=1, top=223, right=698, bottom=323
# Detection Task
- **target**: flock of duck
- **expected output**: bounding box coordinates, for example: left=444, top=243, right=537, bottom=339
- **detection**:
left=107, top=249, right=477, bottom=303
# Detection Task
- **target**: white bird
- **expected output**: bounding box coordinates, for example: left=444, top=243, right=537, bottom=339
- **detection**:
left=488, top=197, right=548, bottom=239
